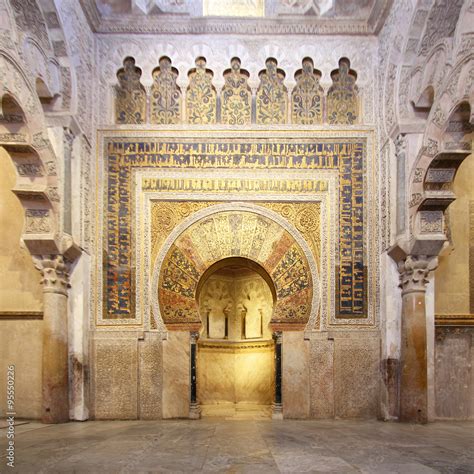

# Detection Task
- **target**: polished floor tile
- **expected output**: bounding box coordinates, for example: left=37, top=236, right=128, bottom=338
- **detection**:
left=0, top=419, right=473, bottom=473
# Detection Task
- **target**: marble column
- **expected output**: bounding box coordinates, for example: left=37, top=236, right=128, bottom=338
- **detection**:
left=398, top=255, right=437, bottom=423
left=189, top=331, right=201, bottom=419
left=272, top=331, right=283, bottom=419
left=34, top=255, right=71, bottom=423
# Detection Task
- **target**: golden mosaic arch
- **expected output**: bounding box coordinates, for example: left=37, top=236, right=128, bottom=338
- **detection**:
left=157, top=209, right=313, bottom=330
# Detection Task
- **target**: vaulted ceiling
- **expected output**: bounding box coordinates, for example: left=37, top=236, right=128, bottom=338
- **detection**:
left=79, top=0, right=393, bottom=34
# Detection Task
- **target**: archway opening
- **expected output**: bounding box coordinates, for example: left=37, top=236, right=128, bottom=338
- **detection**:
left=196, top=257, right=275, bottom=418
left=432, top=101, right=473, bottom=419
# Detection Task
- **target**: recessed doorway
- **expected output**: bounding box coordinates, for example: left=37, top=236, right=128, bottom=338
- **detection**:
left=196, top=257, right=275, bottom=418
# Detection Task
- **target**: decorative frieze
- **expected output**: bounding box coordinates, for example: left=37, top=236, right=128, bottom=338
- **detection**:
left=413, top=168, right=424, bottom=183
left=0, top=132, right=27, bottom=143
left=25, top=209, right=52, bottom=234
left=425, top=138, right=439, bottom=156
left=113, top=55, right=361, bottom=126
left=16, top=162, right=43, bottom=176
left=425, top=168, right=456, bottom=183
left=419, top=210, right=443, bottom=234
left=409, top=193, right=423, bottom=207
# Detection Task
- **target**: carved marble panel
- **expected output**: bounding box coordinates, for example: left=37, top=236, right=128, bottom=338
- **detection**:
left=25, top=209, right=51, bottom=233
left=419, top=210, right=444, bottom=234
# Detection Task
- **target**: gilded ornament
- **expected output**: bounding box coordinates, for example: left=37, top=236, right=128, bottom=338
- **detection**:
left=327, top=58, right=358, bottom=125
left=115, top=57, right=146, bottom=124
left=151, top=56, right=181, bottom=124
left=256, top=58, right=288, bottom=124
left=186, top=57, right=217, bottom=124
left=295, top=207, right=319, bottom=233
left=291, top=58, right=323, bottom=124
left=221, top=58, right=252, bottom=125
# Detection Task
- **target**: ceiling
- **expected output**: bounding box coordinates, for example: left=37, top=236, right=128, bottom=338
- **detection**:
left=79, top=0, right=392, bottom=35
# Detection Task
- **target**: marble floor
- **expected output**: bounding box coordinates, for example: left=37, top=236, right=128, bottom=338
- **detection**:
left=1, top=419, right=473, bottom=473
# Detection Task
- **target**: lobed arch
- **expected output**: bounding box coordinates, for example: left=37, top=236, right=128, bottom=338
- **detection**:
left=408, top=93, right=473, bottom=251
left=151, top=203, right=320, bottom=332
left=196, top=257, right=278, bottom=305
left=5, top=0, right=75, bottom=117
left=0, top=55, right=63, bottom=254
left=381, top=4, right=474, bottom=249
left=22, top=36, right=61, bottom=99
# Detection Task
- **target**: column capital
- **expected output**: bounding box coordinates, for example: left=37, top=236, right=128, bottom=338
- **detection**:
left=272, top=331, right=283, bottom=344
left=63, top=127, right=75, bottom=151
left=190, top=331, right=199, bottom=343
left=33, top=254, right=71, bottom=296
left=394, top=133, right=407, bottom=160
left=398, top=255, right=438, bottom=295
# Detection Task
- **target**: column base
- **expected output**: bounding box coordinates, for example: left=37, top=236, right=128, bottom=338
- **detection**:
left=189, top=402, right=201, bottom=420
left=272, top=402, right=283, bottom=420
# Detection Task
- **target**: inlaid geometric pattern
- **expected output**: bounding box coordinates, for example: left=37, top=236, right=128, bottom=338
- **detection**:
left=104, top=138, right=366, bottom=320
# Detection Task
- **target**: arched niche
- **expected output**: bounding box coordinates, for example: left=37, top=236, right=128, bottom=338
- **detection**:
left=153, top=206, right=317, bottom=332
left=197, top=257, right=276, bottom=341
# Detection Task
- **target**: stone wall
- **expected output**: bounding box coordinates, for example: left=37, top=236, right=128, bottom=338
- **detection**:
left=435, top=152, right=474, bottom=315
left=435, top=327, right=474, bottom=419
left=90, top=329, right=381, bottom=420
left=0, top=147, right=43, bottom=419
